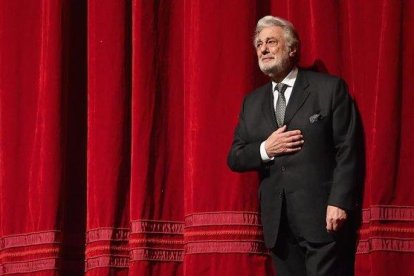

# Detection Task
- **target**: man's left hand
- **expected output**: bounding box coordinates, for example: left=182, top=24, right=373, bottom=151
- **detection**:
left=326, top=205, right=347, bottom=233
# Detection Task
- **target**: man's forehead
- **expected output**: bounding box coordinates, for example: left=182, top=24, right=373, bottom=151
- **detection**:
left=257, top=26, right=283, bottom=39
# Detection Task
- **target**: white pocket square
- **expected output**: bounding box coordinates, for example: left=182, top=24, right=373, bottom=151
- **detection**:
left=309, top=113, right=323, bottom=124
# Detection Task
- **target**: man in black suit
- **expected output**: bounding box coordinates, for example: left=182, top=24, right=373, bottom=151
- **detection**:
left=228, top=16, right=358, bottom=275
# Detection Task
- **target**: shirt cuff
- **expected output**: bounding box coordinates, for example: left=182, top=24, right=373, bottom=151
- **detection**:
left=260, top=141, right=274, bottom=162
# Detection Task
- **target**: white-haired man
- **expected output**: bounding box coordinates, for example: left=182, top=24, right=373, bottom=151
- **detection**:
left=228, top=16, right=358, bottom=275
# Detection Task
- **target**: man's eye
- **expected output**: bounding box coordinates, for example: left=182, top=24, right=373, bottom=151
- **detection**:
left=256, top=43, right=263, bottom=48
left=268, top=40, right=276, bottom=45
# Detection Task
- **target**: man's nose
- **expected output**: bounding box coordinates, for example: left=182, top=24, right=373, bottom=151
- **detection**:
left=259, top=44, right=269, bottom=53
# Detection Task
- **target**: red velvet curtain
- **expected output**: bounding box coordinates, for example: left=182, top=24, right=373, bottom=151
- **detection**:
left=1, top=0, right=413, bottom=275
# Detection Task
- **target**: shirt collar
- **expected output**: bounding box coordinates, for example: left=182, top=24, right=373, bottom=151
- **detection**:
left=272, top=67, right=298, bottom=91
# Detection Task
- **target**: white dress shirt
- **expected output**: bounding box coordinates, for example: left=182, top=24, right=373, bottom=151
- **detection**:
left=260, top=67, right=299, bottom=161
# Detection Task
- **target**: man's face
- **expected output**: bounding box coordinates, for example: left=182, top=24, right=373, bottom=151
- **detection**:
left=255, top=26, right=293, bottom=77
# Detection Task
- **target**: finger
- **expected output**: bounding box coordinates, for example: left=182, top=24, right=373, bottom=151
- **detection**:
left=275, top=125, right=287, bottom=134
left=285, top=134, right=302, bottom=142
left=281, top=135, right=303, bottom=145
left=284, top=147, right=302, bottom=153
left=331, top=221, right=339, bottom=231
left=291, top=134, right=304, bottom=141
left=286, top=140, right=304, bottom=148
left=326, top=221, right=333, bottom=232
left=282, top=130, right=302, bottom=139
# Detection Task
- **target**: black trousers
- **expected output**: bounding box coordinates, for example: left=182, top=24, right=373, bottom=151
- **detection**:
left=270, top=198, right=356, bottom=276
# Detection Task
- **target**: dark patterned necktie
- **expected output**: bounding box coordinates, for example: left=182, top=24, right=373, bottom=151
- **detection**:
left=275, top=83, right=288, bottom=127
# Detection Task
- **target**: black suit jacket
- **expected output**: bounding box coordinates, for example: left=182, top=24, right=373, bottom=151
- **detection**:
left=228, top=69, right=358, bottom=247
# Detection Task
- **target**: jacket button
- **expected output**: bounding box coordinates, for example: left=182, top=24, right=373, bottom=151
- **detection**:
left=279, top=191, right=284, bottom=199
left=281, top=166, right=286, bottom=172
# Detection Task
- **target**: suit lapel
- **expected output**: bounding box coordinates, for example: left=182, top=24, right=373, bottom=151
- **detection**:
left=284, top=70, right=310, bottom=125
left=261, top=82, right=278, bottom=130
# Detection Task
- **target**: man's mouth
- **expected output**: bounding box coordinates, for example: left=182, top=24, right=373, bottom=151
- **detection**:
left=261, top=57, right=274, bottom=62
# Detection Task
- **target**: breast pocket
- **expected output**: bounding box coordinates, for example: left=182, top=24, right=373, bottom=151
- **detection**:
left=308, top=112, right=326, bottom=124
left=297, top=111, right=332, bottom=146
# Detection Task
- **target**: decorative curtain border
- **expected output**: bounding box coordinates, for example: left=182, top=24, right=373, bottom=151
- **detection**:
left=84, top=211, right=267, bottom=271
left=357, top=206, right=414, bottom=254
left=0, top=231, right=60, bottom=275
left=3, top=207, right=414, bottom=273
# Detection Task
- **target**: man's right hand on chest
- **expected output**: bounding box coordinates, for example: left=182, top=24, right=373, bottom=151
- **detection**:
left=264, top=125, right=304, bottom=158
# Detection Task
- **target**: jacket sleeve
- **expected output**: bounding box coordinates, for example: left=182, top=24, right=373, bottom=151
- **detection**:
left=227, top=97, right=264, bottom=172
left=328, top=78, right=359, bottom=211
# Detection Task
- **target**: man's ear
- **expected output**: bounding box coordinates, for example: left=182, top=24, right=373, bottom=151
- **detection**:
left=289, top=47, right=297, bottom=58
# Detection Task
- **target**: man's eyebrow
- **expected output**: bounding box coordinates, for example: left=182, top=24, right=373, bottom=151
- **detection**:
left=257, top=36, right=277, bottom=42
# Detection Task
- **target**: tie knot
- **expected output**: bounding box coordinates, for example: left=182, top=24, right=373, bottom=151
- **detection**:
left=276, top=83, right=287, bottom=94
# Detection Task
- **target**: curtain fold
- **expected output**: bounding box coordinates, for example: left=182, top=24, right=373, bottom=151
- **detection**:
left=1, top=1, right=413, bottom=275
left=0, top=1, right=64, bottom=274
left=86, top=0, right=131, bottom=274
left=182, top=1, right=272, bottom=275
left=129, top=1, right=185, bottom=275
